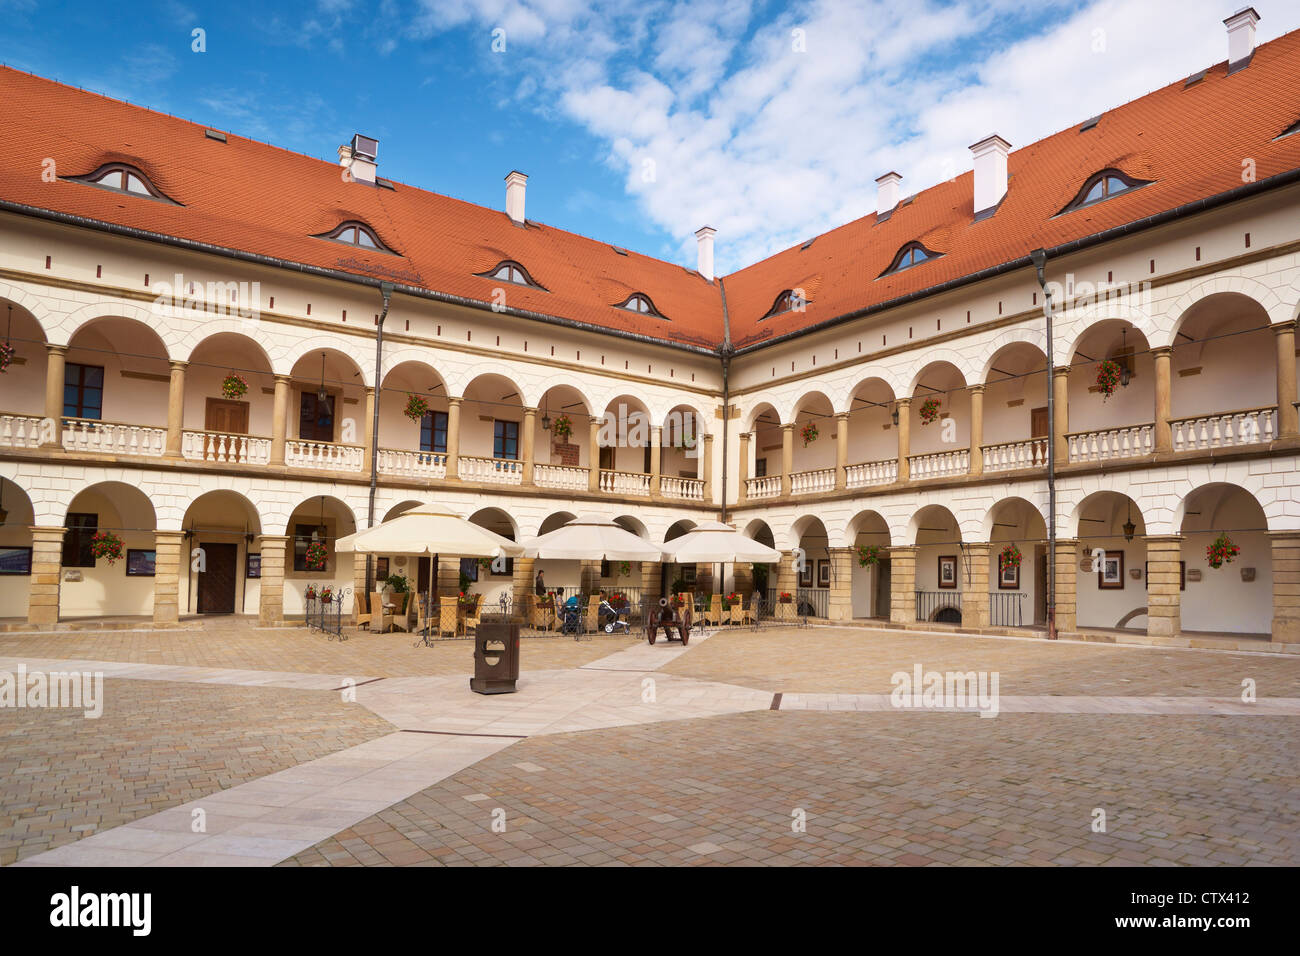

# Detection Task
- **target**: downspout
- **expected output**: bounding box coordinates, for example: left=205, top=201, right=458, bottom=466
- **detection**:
left=365, top=281, right=395, bottom=595
left=1029, top=250, right=1057, bottom=640
left=718, top=278, right=733, bottom=524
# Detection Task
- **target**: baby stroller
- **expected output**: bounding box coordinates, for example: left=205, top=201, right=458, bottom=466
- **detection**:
left=559, top=595, right=583, bottom=635
left=599, top=598, right=630, bottom=635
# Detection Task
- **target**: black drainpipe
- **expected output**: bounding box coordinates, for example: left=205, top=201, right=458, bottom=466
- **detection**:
left=365, top=282, right=395, bottom=595
left=718, top=278, right=733, bottom=524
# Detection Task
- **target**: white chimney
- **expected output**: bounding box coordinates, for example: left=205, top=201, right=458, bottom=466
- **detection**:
left=338, top=134, right=377, bottom=184
left=695, top=225, right=716, bottom=282
left=875, top=171, right=902, bottom=217
left=505, top=170, right=528, bottom=224
left=969, top=134, right=1011, bottom=218
left=1225, top=7, right=1260, bottom=73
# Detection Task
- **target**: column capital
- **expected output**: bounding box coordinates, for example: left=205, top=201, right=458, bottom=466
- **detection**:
left=29, top=525, right=67, bottom=540
left=523, top=406, right=538, bottom=416
left=256, top=534, right=291, bottom=544
left=738, top=430, right=751, bottom=443
left=154, top=529, right=187, bottom=543
left=896, top=396, right=912, bottom=408
left=168, top=359, right=188, bottom=372
left=45, top=342, right=67, bottom=356
left=969, top=383, right=985, bottom=395
left=1273, top=319, right=1298, bottom=337
left=964, top=541, right=993, bottom=555
left=274, top=373, right=291, bottom=385
left=1051, top=365, right=1070, bottom=378
left=702, top=432, right=713, bottom=445
left=1151, top=345, right=1174, bottom=359
left=781, top=422, right=794, bottom=432
left=1143, top=534, right=1184, bottom=545
left=889, top=544, right=918, bottom=555
left=448, top=395, right=464, bottom=406
left=835, top=410, right=850, bottom=421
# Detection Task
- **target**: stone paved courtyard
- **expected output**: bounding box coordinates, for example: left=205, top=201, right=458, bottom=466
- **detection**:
left=2, top=621, right=1298, bottom=867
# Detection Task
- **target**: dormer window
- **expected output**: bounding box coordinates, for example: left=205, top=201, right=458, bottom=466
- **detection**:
left=880, top=242, right=940, bottom=277
left=760, top=289, right=807, bottom=321
left=616, top=293, right=666, bottom=318
left=477, top=260, right=543, bottom=288
left=314, top=221, right=395, bottom=253
left=1062, top=168, right=1150, bottom=212
left=68, top=163, right=175, bottom=202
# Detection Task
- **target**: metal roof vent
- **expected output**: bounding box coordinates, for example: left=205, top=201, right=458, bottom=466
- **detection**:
left=204, top=128, right=227, bottom=142
left=1079, top=115, right=1101, bottom=132
left=351, top=134, right=378, bottom=161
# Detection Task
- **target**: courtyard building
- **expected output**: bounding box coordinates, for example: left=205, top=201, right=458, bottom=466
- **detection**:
left=2, top=10, right=1300, bottom=647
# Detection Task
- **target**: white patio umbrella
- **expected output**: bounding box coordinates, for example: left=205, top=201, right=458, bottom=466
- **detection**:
left=660, top=520, right=782, bottom=564
left=521, top=513, right=664, bottom=561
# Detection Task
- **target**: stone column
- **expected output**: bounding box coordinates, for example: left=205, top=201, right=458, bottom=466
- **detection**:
left=738, top=431, right=750, bottom=502
left=257, top=535, right=288, bottom=624
left=776, top=550, right=798, bottom=598
left=895, top=398, right=911, bottom=482
left=640, top=560, right=661, bottom=602
left=580, top=560, right=602, bottom=596
left=153, top=530, right=186, bottom=625
left=1052, top=367, right=1070, bottom=464
left=361, top=386, right=376, bottom=474
left=353, top=552, right=370, bottom=603
left=889, top=545, right=918, bottom=625
left=1153, top=347, right=1173, bottom=453
left=42, top=344, right=66, bottom=449
left=781, top=423, right=794, bottom=496
left=702, top=434, right=714, bottom=504
left=588, top=415, right=601, bottom=492
left=437, top=556, right=460, bottom=597
left=1145, top=534, right=1183, bottom=636
left=968, top=385, right=984, bottom=477
left=827, top=547, right=855, bottom=621
left=1053, top=538, right=1079, bottom=634
left=165, top=360, right=187, bottom=458
left=521, top=406, right=537, bottom=486
left=835, top=412, right=850, bottom=490
left=270, top=375, right=290, bottom=466
left=649, top=425, right=662, bottom=496
left=1274, top=322, right=1298, bottom=439
left=963, top=543, right=992, bottom=628
left=732, top=562, right=754, bottom=598
left=445, top=396, right=462, bottom=480
left=1269, top=532, right=1300, bottom=643
left=27, top=526, right=65, bottom=626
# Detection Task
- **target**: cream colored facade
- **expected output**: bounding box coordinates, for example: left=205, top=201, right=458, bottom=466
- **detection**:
left=3, top=176, right=1300, bottom=642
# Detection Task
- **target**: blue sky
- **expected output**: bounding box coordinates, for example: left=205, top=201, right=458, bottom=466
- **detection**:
left=3, top=0, right=1299, bottom=273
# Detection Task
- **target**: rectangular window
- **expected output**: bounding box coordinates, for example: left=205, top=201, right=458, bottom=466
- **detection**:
left=292, top=522, right=321, bottom=572
left=125, top=549, right=156, bottom=576
left=298, top=393, right=335, bottom=443
left=62, top=512, right=98, bottom=567
left=63, top=364, right=105, bottom=420
left=459, top=557, right=479, bottom=583
left=420, top=411, right=449, bottom=454
left=493, top=420, right=519, bottom=460
left=755, top=458, right=768, bottom=477
left=0, top=546, right=33, bottom=575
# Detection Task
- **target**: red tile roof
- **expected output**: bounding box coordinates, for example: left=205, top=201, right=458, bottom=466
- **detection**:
left=2, top=27, right=1299, bottom=354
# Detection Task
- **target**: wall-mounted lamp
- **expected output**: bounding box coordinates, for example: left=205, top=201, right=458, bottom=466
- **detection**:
left=316, top=353, right=328, bottom=404
left=891, top=406, right=900, bottom=426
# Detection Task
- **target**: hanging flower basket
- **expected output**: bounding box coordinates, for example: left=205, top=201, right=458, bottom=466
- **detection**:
left=1095, top=360, right=1122, bottom=400
left=220, top=373, right=249, bottom=400
left=477, top=556, right=493, bottom=571
left=617, top=560, right=631, bottom=578
left=724, top=591, right=741, bottom=608
left=304, top=585, right=318, bottom=601
left=403, top=393, right=430, bottom=422
left=551, top=413, right=573, bottom=442
left=800, top=422, right=819, bottom=446
left=919, top=398, right=941, bottom=425
left=304, top=540, right=329, bottom=571
left=458, top=591, right=477, bottom=606
left=1206, top=533, right=1240, bottom=569
left=0, top=341, right=14, bottom=373
left=89, top=530, right=125, bottom=565
left=779, top=592, right=793, bottom=604
left=857, top=545, right=882, bottom=567
left=318, top=586, right=333, bottom=604
left=999, top=544, right=1022, bottom=570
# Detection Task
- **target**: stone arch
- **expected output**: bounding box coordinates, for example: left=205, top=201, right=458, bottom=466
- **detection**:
left=841, top=509, right=893, bottom=548
left=1165, top=275, right=1290, bottom=344
left=56, top=301, right=185, bottom=355
left=906, top=349, right=975, bottom=395
left=980, top=496, right=1048, bottom=542
left=281, top=338, right=374, bottom=388
left=0, top=280, right=56, bottom=338
left=981, top=330, right=1049, bottom=384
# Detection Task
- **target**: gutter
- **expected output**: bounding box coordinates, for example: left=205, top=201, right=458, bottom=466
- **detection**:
left=718, top=278, right=733, bottom=524
left=0, top=199, right=719, bottom=357
left=732, top=164, right=1300, bottom=357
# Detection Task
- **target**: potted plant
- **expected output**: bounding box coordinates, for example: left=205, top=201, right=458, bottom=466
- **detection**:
left=0, top=341, right=14, bottom=373
left=779, top=591, right=793, bottom=604
left=457, top=590, right=476, bottom=606
left=800, top=421, right=819, bottom=446
left=304, top=585, right=318, bottom=602
left=459, top=570, right=472, bottom=594
left=89, top=530, right=125, bottom=565
left=304, top=540, right=329, bottom=571
left=999, top=544, right=1022, bottom=571
left=1095, top=360, right=1122, bottom=400
left=1206, top=533, right=1240, bottom=569
left=220, top=372, right=249, bottom=400
left=919, top=398, right=941, bottom=425
left=617, top=560, right=632, bottom=578
left=319, top=586, right=334, bottom=604
left=551, top=413, right=573, bottom=442
left=403, top=393, right=430, bottom=422
left=857, top=545, right=881, bottom=567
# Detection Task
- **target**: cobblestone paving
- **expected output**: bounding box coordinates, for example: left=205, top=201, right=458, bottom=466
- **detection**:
left=660, top=627, right=1300, bottom=697
left=282, top=710, right=1300, bottom=867
left=0, top=626, right=639, bottom=678
left=0, top=678, right=394, bottom=865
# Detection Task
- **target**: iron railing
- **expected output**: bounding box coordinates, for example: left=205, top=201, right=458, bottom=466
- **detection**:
left=915, top=590, right=963, bottom=624
left=305, top=587, right=349, bottom=640
left=988, top=591, right=1027, bottom=627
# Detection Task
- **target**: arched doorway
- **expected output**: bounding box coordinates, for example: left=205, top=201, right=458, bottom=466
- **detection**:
left=61, top=481, right=157, bottom=618
left=909, top=504, right=962, bottom=623
left=792, top=514, right=830, bottom=617
left=1072, top=491, right=1147, bottom=631
left=180, top=490, right=262, bottom=615
left=0, top=477, right=36, bottom=619
left=984, top=497, right=1047, bottom=627
left=847, top=510, right=890, bottom=619
left=1179, top=484, right=1269, bottom=635
left=283, top=495, right=357, bottom=617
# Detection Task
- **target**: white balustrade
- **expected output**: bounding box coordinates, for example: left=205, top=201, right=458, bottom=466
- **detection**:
left=660, top=475, right=704, bottom=500
left=789, top=467, right=835, bottom=495
left=1067, top=424, right=1153, bottom=462
left=61, top=418, right=165, bottom=457
left=745, top=475, right=782, bottom=499
left=0, top=414, right=44, bottom=449
left=1171, top=407, right=1275, bottom=451
left=982, top=438, right=1047, bottom=473
left=906, top=449, right=969, bottom=479
left=600, top=469, right=651, bottom=496
left=845, top=458, right=897, bottom=488
left=182, top=430, right=271, bottom=465
left=285, top=439, right=363, bottom=472
left=377, top=448, right=447, bottom=479
left=461, top=455, right=523, bottom=485
left=534, top=463, right=588, bottom=490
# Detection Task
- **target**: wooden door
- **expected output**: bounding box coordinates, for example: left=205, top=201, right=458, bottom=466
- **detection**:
left=1031, top=407, right=1049, bottom=439
left=197, top=542, right=238, bottom=614
left=874, top=559, right=891, bottom=619
left=205, top=398, right=249, bottom=434
left=299, top=393, right=335, bottom=442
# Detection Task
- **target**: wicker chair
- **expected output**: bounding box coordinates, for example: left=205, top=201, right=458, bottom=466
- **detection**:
left=389, top=591, right=411, bottom=632
left=528, top=594, right=555, bottom=630
left=371, top=591, right=393, bottom=633
left=438, top=596, right=459, bottom=638
left=704, top=594, right=723, bottom=626
left=740, top=592, right=759, bottom=625
left=729, top=598, right=745, bottom=624
left=464, top=593, right=485, bottom=636
left=353, top=592, right=372, bottom=630
left=584, top=595, right=601, bottom=633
